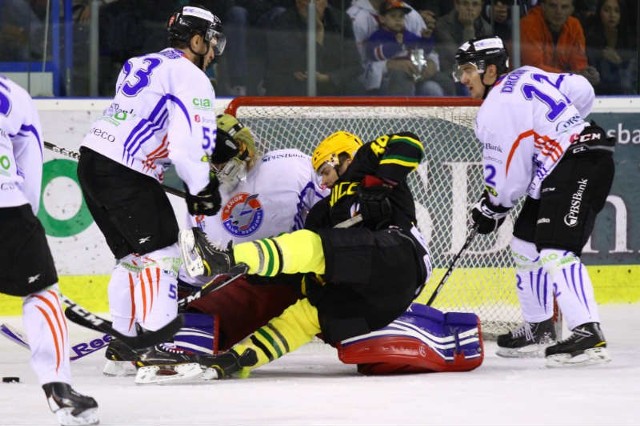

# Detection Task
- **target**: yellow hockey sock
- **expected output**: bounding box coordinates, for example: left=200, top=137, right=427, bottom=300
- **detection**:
left=233, top=229, right=325, bottom=276
left=231, top=298, right=321, bottom=377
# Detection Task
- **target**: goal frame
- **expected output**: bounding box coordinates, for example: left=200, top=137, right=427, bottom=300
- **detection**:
left=223, top=96, right=527, bottom=338
left=225, top=96, right=482, bottom=115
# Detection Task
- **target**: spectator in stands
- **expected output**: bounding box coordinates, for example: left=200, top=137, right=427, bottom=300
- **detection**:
left=0, top=0, right=45, bottom=61
left=264, top=0, right=364, bottom=96
left=574, top=0, right=598, bottom=26
left=365, top=0, right=443, bottom=95
left=520, top=0, right=600, bottom=86
left=349, top=0, right=441, bottom=94
left=482, top=0, right=536, bottom=45
left=411, top=0, right=457, bottom=94
left=584, top=0, right=636, bottom=94
left=435, top=0, right=493, bottom=95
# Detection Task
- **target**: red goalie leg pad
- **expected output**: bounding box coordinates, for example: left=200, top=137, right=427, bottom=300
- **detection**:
left=336, top=304, right=484, bottom=375
left=338, top=335, right=483, bottom=375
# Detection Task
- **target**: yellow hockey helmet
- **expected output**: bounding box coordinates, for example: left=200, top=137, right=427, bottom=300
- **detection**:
left=312, top=131, right=363, bottom=173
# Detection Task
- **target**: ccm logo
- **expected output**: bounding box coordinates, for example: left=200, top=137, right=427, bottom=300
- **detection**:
left=91, top=128, right=116, bottom=143
left=571, top=130, right=602, bottom=144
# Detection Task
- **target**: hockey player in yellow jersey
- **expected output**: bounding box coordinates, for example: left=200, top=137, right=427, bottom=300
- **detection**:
left=178, top=130, right=432, bottom=379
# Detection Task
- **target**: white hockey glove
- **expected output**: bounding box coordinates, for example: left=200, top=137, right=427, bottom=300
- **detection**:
left=470, top=191, right=510, bottom=235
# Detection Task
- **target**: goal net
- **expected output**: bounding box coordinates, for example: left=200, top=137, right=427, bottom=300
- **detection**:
left=225, top=96, right=522, bottom=337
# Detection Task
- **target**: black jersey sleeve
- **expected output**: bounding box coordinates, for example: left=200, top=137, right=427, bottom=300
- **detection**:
left=370, top=132, right=424, bottom=184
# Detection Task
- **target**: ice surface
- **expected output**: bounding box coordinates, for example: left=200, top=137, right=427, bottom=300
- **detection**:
left=1, top=304, right=638, bottom=426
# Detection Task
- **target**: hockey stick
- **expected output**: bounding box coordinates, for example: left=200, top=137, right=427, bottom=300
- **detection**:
left=43, top=141, right=187, bottom=199
left=0, top=323, right=110, bottom=361
left=178, top=265, right=248, bottom=310
left=0, top=323, right=29, bottom=349
left=61, top=294, right=183, bottom=349
left=426, top=226, right=478, bottom=306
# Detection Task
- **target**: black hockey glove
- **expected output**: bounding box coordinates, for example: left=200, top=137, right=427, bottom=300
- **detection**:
left=358, top=175, right=393, bottom=230
left=470, top=191, right=510, bottom=235
left=185, top=175, right=222, bottom=216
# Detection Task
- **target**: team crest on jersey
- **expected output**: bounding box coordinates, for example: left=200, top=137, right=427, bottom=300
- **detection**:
left=221, top=192, right=263, bottom=236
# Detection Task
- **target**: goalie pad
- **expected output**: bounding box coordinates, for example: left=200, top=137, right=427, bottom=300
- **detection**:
left=337, top=303, right=483, bottom=375
left=173, top=313, right=219, bottom=355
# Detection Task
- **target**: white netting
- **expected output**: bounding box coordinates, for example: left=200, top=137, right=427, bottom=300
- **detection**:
left=227, top=97, right=522, bottom=337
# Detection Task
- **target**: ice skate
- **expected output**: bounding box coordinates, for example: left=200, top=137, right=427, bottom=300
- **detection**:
left=103, top=339, right=136, bottom=377
left=496, top=318, right=556, bottom=358
left=179, top=228, right=239, bottom=277
left=201, top=348, right=258, bottom=380
left=134, top=343, right=204, bottom=384
left=42, top=382, right=99, bottom=426
left=545, top=322, right=611, bottom=367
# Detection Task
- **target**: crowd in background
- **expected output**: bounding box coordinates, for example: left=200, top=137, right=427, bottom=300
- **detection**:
left=0, top=0, right=637, bottom=97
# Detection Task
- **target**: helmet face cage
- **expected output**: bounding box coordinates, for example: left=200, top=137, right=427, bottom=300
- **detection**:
left=213, top=157, right=247, bottom=192
left=453, top=37, right=508, bottom=82
left=207, top=15, right=226, bottom=56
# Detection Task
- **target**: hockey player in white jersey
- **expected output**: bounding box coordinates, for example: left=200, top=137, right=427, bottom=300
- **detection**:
left=0, top=75, right=99, bottom=425
left=104, top=114, right=328, bottom=379
left=453, top=36, right=615, bottom=366
left=77, top=4, right=226, bottom=374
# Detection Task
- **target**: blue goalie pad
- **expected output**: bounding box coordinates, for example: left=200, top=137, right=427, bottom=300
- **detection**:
left=173, top=313, right=219, bottom=355
left=338, top=303, right=484, bottom=374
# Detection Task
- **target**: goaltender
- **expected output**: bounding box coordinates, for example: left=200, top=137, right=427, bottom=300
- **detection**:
left=179, top=129, right=433, bottom=379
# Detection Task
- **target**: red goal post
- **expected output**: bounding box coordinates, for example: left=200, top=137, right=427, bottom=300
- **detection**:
left=225, top=96, right=520, bottom=337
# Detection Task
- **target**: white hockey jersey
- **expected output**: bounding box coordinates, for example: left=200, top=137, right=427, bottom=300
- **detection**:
left=475, top=66, right=595, bottom=208
left=81, top=48, right=217, bottom=195
left=189, top=149, right=328, bottom=243
left=0, top=75, right=44, bottom=214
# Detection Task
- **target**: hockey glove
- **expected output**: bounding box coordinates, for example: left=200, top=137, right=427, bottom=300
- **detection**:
left=185, top=175, right=222, bottom=216
left=470, top=191, right=510, bottom=235
left=358, top=175, right=393, bottom=230
left=567, top=121, right=616, bottom=155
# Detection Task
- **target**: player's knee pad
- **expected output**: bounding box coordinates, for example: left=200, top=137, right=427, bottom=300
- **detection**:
left=510, top=237, right=540, bottom=271
left=539, top=248, right=579, bottom=276
left=337, top=303, right=483, bottom=375
left=173, top=313, right=220, bottom=355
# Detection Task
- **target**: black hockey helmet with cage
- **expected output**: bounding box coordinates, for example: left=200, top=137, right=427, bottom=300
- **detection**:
left=167, top=4, right=226, bottom=55
left=453, top=36, right=509, bottom=82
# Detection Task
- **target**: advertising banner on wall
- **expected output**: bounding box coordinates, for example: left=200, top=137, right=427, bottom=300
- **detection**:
left=34, top=100, right=640, bottom=272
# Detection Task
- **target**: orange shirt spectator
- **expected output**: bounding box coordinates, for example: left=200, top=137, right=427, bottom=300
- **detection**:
left=520, top=1, right=600, bottom=85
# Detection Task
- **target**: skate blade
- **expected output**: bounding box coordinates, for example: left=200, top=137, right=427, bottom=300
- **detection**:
left=546, top=347, right=612, bottom=367
left=54, top=407, right=99, bottom=426
left=179, top=230, right=204, bottom=277
left=103, top=360, right=137, bottom=377
left=496, top=342, right=553, bottom=358
left=135, top=363, right=204, bottom=384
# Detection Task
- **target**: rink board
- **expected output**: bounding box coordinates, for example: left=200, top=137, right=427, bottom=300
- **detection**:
left=1, top=264, right=637, bottom=316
